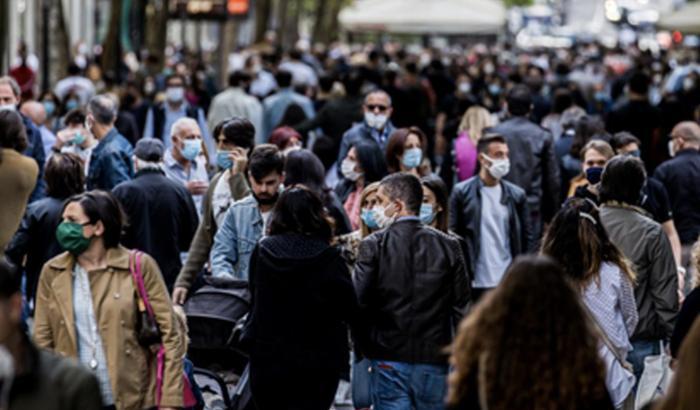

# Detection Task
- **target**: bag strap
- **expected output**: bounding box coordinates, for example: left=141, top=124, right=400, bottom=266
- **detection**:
left=129, top=250, right=155, bottom=318
left=585, top=306, right=631, bottom=368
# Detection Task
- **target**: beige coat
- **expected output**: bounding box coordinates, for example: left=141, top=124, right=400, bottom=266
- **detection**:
left=0, top=148, right=38, bottom=250
left=33, top=246, right=184, bottom=410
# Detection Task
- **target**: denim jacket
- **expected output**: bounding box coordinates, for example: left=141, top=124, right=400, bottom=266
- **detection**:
left=87, top=128, right=134, bottom=190
left=210, top=195, right=263, bottom=280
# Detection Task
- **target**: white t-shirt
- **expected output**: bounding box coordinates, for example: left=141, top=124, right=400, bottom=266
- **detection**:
left=261, top=210, right=272, bottom=232
left=474, top=184, right=512, bottom=288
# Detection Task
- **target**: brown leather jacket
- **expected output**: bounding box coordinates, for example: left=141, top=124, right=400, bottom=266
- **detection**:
left=33, top=246, right=184, bottom=410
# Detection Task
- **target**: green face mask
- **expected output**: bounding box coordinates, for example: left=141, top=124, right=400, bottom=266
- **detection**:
left=55, top=221, right=92, bottom=255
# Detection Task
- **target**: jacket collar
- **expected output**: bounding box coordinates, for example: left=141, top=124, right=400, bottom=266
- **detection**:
left=48, top=246, right=131, bottom=271
left=601, top=201, right=651, bottom=219
left=674, top=148, right=700, bottom=158
left=135, top=167, right=166, bottom=178
left=475, top=176, right=511, bottom=204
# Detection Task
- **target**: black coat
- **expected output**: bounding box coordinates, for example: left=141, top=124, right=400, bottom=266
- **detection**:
left=354, top=219, right=471, bottom=365
left=653, top=149, right=700, bottom=244
left=112, top=168, right=198, bottom=289
left=5, top=196, right=65, bottom=309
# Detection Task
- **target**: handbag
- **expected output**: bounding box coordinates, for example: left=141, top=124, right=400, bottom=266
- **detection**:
left=634, top=341, right=674, bottom=410
left=129, top=251, right=198, bottom=409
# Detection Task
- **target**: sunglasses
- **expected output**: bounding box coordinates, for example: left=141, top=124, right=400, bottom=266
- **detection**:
left=366, top=104, right=388, bottom=112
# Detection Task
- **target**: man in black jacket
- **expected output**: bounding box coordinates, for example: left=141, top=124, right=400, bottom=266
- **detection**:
left=112, top=139, right=198, bottom=290
left=449, top=134, right=532, bottom=302
left=491, top=84, right=560, bottom=241
left=353, top=173, right=470, bottom=409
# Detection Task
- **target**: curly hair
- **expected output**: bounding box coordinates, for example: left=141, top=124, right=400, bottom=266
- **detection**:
left=447, top=255, right=610, bottom=410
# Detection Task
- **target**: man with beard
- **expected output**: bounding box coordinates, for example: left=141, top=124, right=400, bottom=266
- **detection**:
left=210, top=144, right=284, bottom=280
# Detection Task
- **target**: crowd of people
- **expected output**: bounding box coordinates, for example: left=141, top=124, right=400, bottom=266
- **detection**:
left=1, top=39, right=700, bottom=410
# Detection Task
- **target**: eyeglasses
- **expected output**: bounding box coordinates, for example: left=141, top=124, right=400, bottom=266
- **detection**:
left=365, top=104, right=388, bottom=112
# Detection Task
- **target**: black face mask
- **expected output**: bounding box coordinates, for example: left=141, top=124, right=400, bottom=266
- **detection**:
left=253, top=191, right=279, bottom=206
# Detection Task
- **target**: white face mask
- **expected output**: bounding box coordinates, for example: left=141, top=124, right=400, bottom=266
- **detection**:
left=668, top=140, right=676, bottom=158
left=166, top=86, right=185, bottom=103
left=341, top=158, right=363, bottom=181
left=483, top=154, right=510, bottom=179
left=0, top=104, right=16, bottom=112
left=372, top=203, right=396, bottom=229
left=364, top=112, right=388, bottom=130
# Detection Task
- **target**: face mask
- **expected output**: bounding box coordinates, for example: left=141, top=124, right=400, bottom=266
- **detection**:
left=402, top=148, right=423, bottom=169
left=360, top=208, right=380, bottom=230
left=0, top=104, right=16, bottom=112
left=585, top=167, right=603, bottom=184
left=483, top=155, right=510, bottom=179
left=668, top=140, right=676, bottom=158
left=488, top=84, right=501, bottom=95
left=364, top=112, right=388, bottom=130
left=217, top=150, right=233, bottom=170
left=65, top=99, right=79, bottom=111
left=253, top=191, right=279, bottom=206
left=341, top=158, right=362, bottom=181
left=683, top=77, right=695, bottom=91
left=419, top=203, right=436, bottom=225
left=372, top=204, right=396, bottom=229
left=72, top=132, right=86, bottom=146
left=458, top=82, right=471, bottom=94
left=43, top=100, right=56, bottom=116
left=55, top=221, right=92, bottom=255
left=144, top=81, right=156, bottom=96
left=627, top=149, right=641, bottom=158
left=181, top=139, right=202, bottom=161
left=166, top=86, right=185, bottom=103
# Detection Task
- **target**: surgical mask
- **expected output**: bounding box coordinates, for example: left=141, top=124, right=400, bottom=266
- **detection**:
left=43, top=100, right=56, bottom=116
left=341, top=158, right=362, bottom=181
left=364, top=112, right=388, bottom=130
left=72, top=132, right=86, bottom=146
left=488, top=84, right=501, bottom=95
left=484, top=155, right=510, bottom=179
left=668, top=140, right=676, bottom=158
left=360, top=208, right=380, bottom=230
left=65, top=99, right=79, bottom=111
left=585, top=167, right=603, bottom=185
left=0, top=104, right=16, bottom=112
left=217, top=150, right=233, bottom=170
left=458, top=82, right=471, bottom=94
left=166, top=86, right=185, bottom=103
left=402, top=148, right=422, bottom=169
left=144, top=81, right=156, bottom=96
left=55, top=221, right=92, bottom=255
left=181, top=139, right=202, bottom=161
left=419, top=203, right=436, bottom=225
left=627, top=149, right=641, bottom=158
left=371, top=204, right=396, bottom=229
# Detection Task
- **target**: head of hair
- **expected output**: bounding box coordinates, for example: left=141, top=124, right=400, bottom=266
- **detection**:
left=311, top=136, right=336, bottom=172
left=248, top=144, right=285, bottom=182
left=421, top=175, right=449, bottom=233
left=476, top=133, right=507, bottom=154
left=628, top=71, right=650, bottom=96
left=570, top=115, right=605, bottom=158
left=458, top=106, right=492, bottom=143
left=506, top=84, right=532, bottom=116
left=267, top=186, right=332, bottom=243
left=447, top=255, right=609, bottom=409
left=67, top=63, right=81, bottom=76
left=228, top=70, right=251, bottom=88
left=599, top=155, right=647, bottom=205
left=580, top=139, right=615, bottom=162
left=284, top=149, right=328, bottom=199
left=342, top=70, right=364, bottom=96
left=379, top=173, right=423, bottom=215
left=165, top=73, right=186, bottom=87
left=385, top=127, right=427, bottom=173
left=0, top=76, right=20, bottom=97
left=551, top=88, right=573, bottom=114
left=45, top=153, right=85, bottom=199
left=674, top=121, right=700, bottom=145
left=62, top=190, right=127, bottom=249
left=364, top=89, right=392, bottom=107
left=0, top=257, right=21, bottom=299
left=275, top=70, right=293, bottom=88
left=170, top=117, right=199, bottom=138
left=655, top=317, right=700, bottom=410
left=269, top=126, right=302, bottom=150
left=221, top=117, right=256, bottom=150
left=561, top=106, right=586, bottom=130
left=0, top=110, right=28, bottom=154
left=63, top=108, right=86, bottom=127
left=611, top=131, right=641, bottom=151
left=87, top=95, right=117, bottom=125
left=352, top=139, right=388, bottom=184
left=277, top=103, right=308, bottom=128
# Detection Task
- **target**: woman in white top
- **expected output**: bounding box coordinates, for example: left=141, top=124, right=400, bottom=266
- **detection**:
left=542, top=198, right=638, bottom=409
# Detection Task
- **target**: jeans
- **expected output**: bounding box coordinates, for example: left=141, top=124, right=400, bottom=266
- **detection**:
left=370, top=360, right=448, bottom=410
left=351, top=355, right=372, bottom=408
left=627, top=339, right=661, bottom=383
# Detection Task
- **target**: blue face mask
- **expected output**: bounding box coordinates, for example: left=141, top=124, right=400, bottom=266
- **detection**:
left=217, top=150, right=233, bottom=170
left=402, top=148, right=422, bottom=169
left=72, top=132, right=86, bottom=146
left=627, top=150, right=641, bottom=158
left=585, top=167, right=604, bottom=185
left=489, top=84, right=501, bottom=95
left=360, top=208, right=380, bottom=230
left=43, top=101, right=56, bottom=117
left=65, top=99, right=79, bottom=111
left=419, top=203, right=436, bottom=225
left=182, top=139, right=202, bottom=161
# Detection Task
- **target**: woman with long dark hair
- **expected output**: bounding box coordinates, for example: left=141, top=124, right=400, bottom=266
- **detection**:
left=247, top=186, right=358, bottom=410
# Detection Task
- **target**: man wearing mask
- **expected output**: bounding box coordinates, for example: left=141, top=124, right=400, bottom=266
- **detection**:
left=143, top=74, right=215, bottom=163
left=0, top=76, right=45, bottom=202
left=337, top=90, right=396, bottom=169
left=449, top=134, right=532, bottom=302
left=52, top=109, right=98, bottom=177
left=84, top=95, right=134, bottom=190
left=210, top=144, right=284, bottom=280
left=164, top=118, right=210, bottom=214
left=354, top=173, right=470, bottom=408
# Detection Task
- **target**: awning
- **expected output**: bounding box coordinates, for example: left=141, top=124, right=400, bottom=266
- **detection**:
left=658, top=2, right=700, bottom=34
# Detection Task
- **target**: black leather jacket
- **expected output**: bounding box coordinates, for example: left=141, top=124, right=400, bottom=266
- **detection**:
left=353, top=218, right=470, bottom=365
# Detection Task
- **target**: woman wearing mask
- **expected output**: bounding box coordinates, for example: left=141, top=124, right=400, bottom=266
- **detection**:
left=542, top=199, right=638, bottom=408
left=385, top=127, right=431, bottom=177
left=568, top=140, right=615, bottom=203
left=455, top=106, right=493, bottom=182
left=447, top=255, right=613, bottom=410
left=336, top=140, right=387, bottom=231
left=34, top=190, right=183, bottom=410
left=247, top=186, right=358, bottom=410
left=39, top=91, right=62, bottom=133
left=420, top=175, right=450, bottom=232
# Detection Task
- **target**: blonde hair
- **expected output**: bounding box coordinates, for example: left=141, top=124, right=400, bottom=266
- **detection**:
left=359, top=182, right=381, bottom=238
left=458, top=106, right=493, bottom=144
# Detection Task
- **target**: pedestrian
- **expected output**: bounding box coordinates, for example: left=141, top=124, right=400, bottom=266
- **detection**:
left=446, top=255, right=614, bottom=410
left=454, top=106, right=493, bottom=182
left=653, top=316, right=700, bottom=410
left=210, top=144, right=285, bottom=280
left=542, top=199, right=638, bottom=408
left=385, top=127, right=432, bottom=177
left=261, top=70, right=315, bottom=141
left=112, top=139, right=198, bottom=291
left=163, top=117, right=210, bottom=214
left=598, top=155, right=679, bottom=381
left=568, top=140, right=615, bottom=202
left=34, top=190, right=184, bottom=410
left=491, top=84, right=560, bottom=239
left=207, top=71, right=263, bottom=144
left=247, top=186, right=358, bottom=410
left=0, top=110, right=38, bottom=251
left=0, top=258, right=103, bottom=410
left=5, top=153, right=84, bottom=313
left=354, top=173, right=470, bottom=410
left=84, top=95, right=134, bottom=190
left=171, top=118, right=254, bottom=305
left=336, top=139, right=388, bottom=231
left=449, top=134, right=532, bottom=302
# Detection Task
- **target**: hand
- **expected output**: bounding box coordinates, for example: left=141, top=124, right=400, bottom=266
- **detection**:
left=172, top=287, right=188, bottom=305
left=230, top=147, right=248, bottom=176
left=186, top=180, right=209, bottom=196
left=55, top=129, right=76, bottom=150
